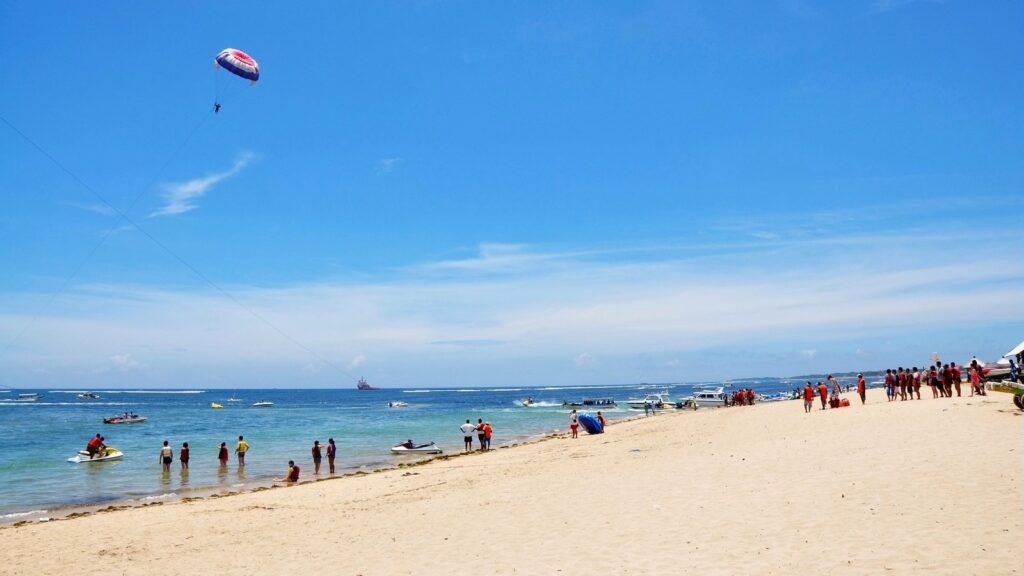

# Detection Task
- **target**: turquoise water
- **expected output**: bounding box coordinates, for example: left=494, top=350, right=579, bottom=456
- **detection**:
left=0, top=380, right=806, bottom=520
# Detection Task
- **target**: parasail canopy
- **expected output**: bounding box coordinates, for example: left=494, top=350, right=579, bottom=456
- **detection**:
left=214, top=48, right=260, bottom=83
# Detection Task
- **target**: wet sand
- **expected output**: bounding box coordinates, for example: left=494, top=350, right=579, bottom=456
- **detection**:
left=0, top=387, right=1019, bottom=575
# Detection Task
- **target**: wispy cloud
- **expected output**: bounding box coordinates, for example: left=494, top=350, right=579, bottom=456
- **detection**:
left=150, top=152, right=255, bottom=218
left=1, top=220, right=1021, bottom=387
left=377, top=157, right=402, bottom=174
left=870, top=0, right=943, bottom=14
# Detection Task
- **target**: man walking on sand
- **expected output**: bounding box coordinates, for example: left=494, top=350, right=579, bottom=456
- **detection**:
left=803, top=382, right=814, bottom=413
left=818, top=381, right=828, bottom=410
left=856, top=374, right=866, bottom=405
left=460, top=419, right=476, bottom=452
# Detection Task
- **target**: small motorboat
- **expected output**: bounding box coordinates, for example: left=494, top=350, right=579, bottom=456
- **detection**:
left=562, top=398, right=616, bottom=409
left=68, top=446, right=124, bottom=464
left=15, top=393, right=42, bottom=402
left=210, top=402, right=224, bottom=409
left=252, top=400, right=273, bottom=407
left=625, top=393, right=675, bottom=410
left=387, top=401, right=408, bottom=408
left=103, top=415, right=147, bottom=424
left=390, top=442, right=443, bottom=455
left=227, top=396, right=243, bottom=402
left=77, top=392, right=100, bottom=400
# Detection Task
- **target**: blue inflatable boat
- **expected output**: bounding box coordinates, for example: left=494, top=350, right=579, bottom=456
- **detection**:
left=577, top=413, right=603, bottom=434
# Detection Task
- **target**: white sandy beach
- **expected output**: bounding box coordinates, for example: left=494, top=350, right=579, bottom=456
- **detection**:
left=1, top=387, right=1020, bottom=575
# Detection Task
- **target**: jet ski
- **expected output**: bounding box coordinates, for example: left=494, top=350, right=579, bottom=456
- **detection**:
left=390, top=442, right=443, bottom=455
left=68, top=446, right=124, bottom=463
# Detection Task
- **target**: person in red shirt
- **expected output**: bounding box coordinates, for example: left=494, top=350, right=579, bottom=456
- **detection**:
left=276, top=460, right=299, bottom=483
left=803, top=383, right=814, bottom=413
left=856, top=373, right=866, bottom=405
left=86, top=434, right=103, bottom=459
left=326, top=438, right=337, bottom=474
left=818, top=381, right=828, bottom=410
left=218, top=442, right=229, bottom=467
left=311, top=440, right=322, bottom=475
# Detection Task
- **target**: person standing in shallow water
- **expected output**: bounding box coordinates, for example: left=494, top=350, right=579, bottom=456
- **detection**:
left=159, top=440, right=173, bottom=472
left=218, top=442, right=229, bottom=467
left=326, top=438, right=337, bottom=474
left=476, top=418, right=487, bottom=451
left=236, top=435, right=249, bottom=466
left=180, top=442, right=190, bottom=470
left=311, top=440, right=322, bottom=475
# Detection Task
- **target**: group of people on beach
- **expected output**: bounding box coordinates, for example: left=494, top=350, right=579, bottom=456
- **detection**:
left=459, top=419, right=493, bottom=452
left=882, top=360, right=988, bottom=402
left=728, top=388, right=758, bottom=406
left=151, top=435, right=253, bottom=472
left=803, top=374, right=855, bottom=412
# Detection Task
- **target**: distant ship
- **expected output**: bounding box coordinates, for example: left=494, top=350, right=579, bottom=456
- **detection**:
left=356, top=377, right=379, bottom=390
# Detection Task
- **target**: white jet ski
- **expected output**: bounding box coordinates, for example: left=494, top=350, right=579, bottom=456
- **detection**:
left=390, top=442, right=442, bottom=455
left=68, top=446, right=124, bottom=463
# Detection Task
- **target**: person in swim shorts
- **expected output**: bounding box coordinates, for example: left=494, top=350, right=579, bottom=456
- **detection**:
left=570, top=410, right=579, bottom=439
left=818, top=381, right=828, bottom=410
left=159, top=440, right=173, bottom=472
left=311, top=440, right=322, bottom=475
left=459, top=420, right=476, bottom=452
left=236, top=435, right=249, bottom=466
left=180, top=442, right=190, bottom=470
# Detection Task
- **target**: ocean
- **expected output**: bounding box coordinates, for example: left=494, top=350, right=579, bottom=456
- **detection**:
left=0, top=378, right=820, bottom=521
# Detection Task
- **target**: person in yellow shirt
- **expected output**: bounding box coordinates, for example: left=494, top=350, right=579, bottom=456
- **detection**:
left=235, top=435, right=249, bottom=466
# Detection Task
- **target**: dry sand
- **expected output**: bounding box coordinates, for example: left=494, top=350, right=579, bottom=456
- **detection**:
left=1, top=387, right=1020, bottom=575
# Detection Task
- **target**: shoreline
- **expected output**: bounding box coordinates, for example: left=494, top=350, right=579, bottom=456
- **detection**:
left=0, top=410, right=652, bottom=527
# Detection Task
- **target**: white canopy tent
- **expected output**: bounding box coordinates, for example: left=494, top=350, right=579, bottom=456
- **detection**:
left=1005, top=340, right=1024, bottom=358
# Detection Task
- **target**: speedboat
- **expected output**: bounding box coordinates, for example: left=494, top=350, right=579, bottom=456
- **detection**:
left=390, top=442, right=443, bottom=455
left=15, top=393, right=42, bottom=402
left=68, top=446, right=124, bottom=463
left=387, top=401, right=408, bottom=408
left=680, top=387, right=729, bottom=408
left=210, top=402, right=224, bottom=409
left=625, top=393, right=674, bottom=410
left=77, top=392, right=100, bottom=400
left=252, top=400, right=273, bottom=407
left=562, top=398, right=616, bottom=409
left=103, top=415, right=147, bottom=424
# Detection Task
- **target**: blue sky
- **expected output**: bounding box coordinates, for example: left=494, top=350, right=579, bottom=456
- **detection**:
left=1, top=1, right=1022, bottom=388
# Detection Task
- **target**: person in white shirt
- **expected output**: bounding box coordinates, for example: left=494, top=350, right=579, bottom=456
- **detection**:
left=459, top=420, right=476, bottom=452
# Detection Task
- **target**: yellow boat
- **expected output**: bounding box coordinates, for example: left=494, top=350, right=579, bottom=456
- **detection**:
left=210, top=402, right=224, bottom=409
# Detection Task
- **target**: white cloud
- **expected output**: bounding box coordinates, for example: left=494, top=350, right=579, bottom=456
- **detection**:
left=666, top=357, right=681, bottom=368
left=574, top=353, right=597, bottom=369
left=346, top=354, right=366, bottom=372
left=799, top=349, right=818, bottom=359
left=377, top=158, right=402, bottom=174
left=110, top=353, right=143, bottom=371
left=150, top=152, right=255, bottom=217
